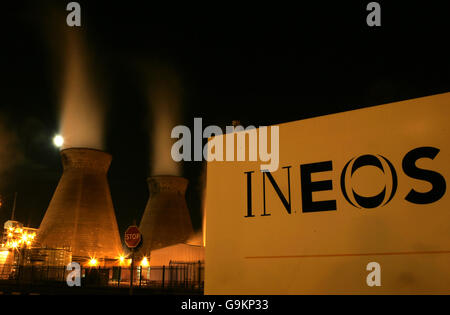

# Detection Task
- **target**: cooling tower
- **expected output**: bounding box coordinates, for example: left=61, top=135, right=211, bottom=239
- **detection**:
left=38, top=148, right=122, bottom=261
left=139, top=176, right=194, bottom=255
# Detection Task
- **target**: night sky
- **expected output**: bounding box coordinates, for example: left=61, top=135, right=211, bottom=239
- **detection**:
left=0, top=1, right=449, bottom=237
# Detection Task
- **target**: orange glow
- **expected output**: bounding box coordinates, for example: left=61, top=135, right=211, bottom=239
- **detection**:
left=0, top=250, right=8, bottom=264
left=88, top=258, right=98, bottom=267
left=140, top=257, right=149, bottom=267
left=3, top=225, right=37, bottom=250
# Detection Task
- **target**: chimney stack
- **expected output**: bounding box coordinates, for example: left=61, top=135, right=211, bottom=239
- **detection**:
left=139, top=176, right=194, bottom=256
left=38, top=148, right=122, bottom=262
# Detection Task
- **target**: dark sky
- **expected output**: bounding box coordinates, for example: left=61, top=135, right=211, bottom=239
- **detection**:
left=0, top=1, right=449, bottom=236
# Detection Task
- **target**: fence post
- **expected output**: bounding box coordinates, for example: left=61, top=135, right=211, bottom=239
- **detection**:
left=198, top=261, right=201, bottom=287
left=162, top=265, right=165, bottom=289
left=30, top=264, right=34, bottom=289
left=16, top=264, right=19, bottom=286
left=118, top=266, right=121, bottom=287
left=129, top=249, right=135, bottom=295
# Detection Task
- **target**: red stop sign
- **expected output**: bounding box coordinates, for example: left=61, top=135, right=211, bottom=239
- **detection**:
left=124, top=226, right=141, bottom=249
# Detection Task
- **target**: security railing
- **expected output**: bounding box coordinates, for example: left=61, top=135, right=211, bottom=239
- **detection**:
left=0, top=261, right=204, bottom=292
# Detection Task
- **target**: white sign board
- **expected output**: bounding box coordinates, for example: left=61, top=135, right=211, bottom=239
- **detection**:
left=205, top=93, right=450, bottom=294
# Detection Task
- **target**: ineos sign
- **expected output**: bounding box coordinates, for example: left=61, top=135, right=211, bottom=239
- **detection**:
left=205, top=93, right=450, bottom=294
left=244, top=146, right=446, bottom=217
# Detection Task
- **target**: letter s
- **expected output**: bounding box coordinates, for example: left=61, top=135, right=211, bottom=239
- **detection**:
left=402, top=147, right=446, bottom=204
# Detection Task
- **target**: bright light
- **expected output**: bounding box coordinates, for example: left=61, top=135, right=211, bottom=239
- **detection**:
left=0, top=250, right=8, bottom=264
left=53, top=135, right=64, bottom=148
left=118, top=256, right=125, bottom=264
left=88, top=258, right=98, bottom=267
left=141, top=257, right=149, bottom=267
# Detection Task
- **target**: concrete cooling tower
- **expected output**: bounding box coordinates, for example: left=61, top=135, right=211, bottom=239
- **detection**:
left=37, top=148, right=122, bottom=262
left=139, top=176, right=194, bottom=255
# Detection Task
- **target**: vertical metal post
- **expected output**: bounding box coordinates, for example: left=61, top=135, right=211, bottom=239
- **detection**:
left=11, top=192, right=17, bottom=221
left=198, top=260, right=201, bottom=287
left=129, top=249, right=134, bottom=295
left=162, top=265, right=165, bottom=289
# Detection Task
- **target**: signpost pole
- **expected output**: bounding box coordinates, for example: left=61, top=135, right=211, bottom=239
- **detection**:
left=125, top=225, right=141, bottom=296
left=130, top=248, right=134, bottom=295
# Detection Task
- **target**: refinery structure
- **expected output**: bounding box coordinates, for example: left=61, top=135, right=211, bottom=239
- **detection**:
left=37, top=148, right=122, bottom=263
left=0, top=147, right=205, bottom=288
left=0, top=18, right=205, bottom=290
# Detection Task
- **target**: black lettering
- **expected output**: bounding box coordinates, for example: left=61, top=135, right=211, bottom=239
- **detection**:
left=301, top=161, right=337, bottom=212
left=244, top=171, right=255, bottom=217
left=262, top=167, right=292, bottom=216
left=402, top=147, right=446, bottom=204
left=351, top=155, right=386, bottom=209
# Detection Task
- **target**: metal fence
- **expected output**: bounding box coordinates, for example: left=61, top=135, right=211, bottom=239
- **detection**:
left=0, top=261, right=204, bottom=291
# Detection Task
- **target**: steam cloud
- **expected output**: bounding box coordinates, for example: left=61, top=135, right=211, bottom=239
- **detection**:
left=59, top=30, right=104, bottom=150
left=148, top=64, right=182, bottom=176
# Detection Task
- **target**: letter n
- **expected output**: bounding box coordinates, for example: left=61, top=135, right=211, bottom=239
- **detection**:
left=262, top=167, right=292, bottom=216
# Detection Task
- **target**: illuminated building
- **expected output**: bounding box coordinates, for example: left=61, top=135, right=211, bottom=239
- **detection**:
left=1, top=221, right=37, bottom=251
